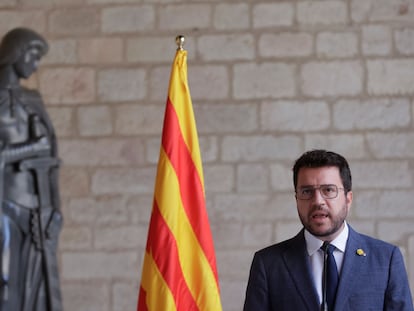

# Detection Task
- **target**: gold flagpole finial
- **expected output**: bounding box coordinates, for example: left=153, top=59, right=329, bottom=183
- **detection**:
left=176, top=35, right=185, bottom=51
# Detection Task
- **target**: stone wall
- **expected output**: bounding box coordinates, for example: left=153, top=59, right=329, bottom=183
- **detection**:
left=2, top=0, right=414, bottom=310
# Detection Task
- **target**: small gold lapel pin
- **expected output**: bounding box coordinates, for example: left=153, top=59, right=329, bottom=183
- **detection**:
left=356, top=248, right=366, bottom=256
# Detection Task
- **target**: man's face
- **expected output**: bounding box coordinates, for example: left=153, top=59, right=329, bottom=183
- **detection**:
left=13, top=46, right=41, bottom=79
left=295, top=166, right=352, bottom=242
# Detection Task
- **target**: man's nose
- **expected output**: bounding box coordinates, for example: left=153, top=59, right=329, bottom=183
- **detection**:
left=311, top=188, right=325, bottom=204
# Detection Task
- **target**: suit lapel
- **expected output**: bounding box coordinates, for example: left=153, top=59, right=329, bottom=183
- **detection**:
left=283, top=231, right=320, bottom=311
left=334, top=227, right=366, bottom=311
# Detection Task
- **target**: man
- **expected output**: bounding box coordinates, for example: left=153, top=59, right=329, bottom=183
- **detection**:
left=0, top=28, right=63, bottom=311
left=243, top=149, right=413, bottom=311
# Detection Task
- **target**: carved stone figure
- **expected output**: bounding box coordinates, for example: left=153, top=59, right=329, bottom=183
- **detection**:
left=0, top=28, right=63, bottom=311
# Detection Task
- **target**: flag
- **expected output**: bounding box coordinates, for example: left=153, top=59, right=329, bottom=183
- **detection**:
left=137, top=45, right=223, bottom=311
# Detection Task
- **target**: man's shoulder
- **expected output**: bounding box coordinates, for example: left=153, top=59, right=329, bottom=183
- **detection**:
left=255, top=231, right=304, bottom=257
left=349, top=227, right=399, bottom=255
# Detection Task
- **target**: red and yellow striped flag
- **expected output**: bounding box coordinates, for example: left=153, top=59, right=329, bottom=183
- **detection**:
left=137, top=46, right=223, bottom=311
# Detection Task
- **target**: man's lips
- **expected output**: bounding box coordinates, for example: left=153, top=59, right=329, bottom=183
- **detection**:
left=311, top=212, right=329, bottom=219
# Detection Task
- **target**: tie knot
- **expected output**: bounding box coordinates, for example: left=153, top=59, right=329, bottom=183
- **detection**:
left=321, top=242, right=335, bottom=255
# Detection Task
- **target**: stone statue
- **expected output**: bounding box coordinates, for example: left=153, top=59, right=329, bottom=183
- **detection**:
left=0, top=28, right=63, bottom=311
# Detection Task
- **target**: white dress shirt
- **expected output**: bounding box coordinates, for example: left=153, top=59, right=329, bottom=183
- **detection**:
left=304, top=222, right=349, bottom=305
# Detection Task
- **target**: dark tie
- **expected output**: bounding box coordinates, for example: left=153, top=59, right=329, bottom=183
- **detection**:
left=321, top=242, right=339, bottom=311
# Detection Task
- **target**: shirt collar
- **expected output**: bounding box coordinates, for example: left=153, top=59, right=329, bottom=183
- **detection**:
left=305, top=222, right=349, bottom=256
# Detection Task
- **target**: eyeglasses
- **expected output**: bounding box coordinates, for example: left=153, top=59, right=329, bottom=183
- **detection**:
left=296, top=184, right=344, bottom=200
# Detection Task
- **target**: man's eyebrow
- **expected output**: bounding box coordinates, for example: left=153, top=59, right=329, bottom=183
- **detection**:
left=298, top=184, right=333, bottom=188
left=298, top=185, right=313, bottom=188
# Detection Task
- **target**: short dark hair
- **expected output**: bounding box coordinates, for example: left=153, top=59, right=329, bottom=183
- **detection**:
left=292, top=149, right=352, bottom=193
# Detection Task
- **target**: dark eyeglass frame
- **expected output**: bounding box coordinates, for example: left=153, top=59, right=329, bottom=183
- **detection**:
left=295, top=184, right=344, bottom=200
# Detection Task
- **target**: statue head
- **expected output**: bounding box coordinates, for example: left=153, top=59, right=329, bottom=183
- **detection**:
left=0, top=28, right=48, bottom=79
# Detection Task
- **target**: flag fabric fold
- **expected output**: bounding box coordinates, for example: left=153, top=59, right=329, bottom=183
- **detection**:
left=137, top=48, right=223, bottom=311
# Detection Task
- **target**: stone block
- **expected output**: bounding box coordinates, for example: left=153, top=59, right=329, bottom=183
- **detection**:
left=49, top=8, right=99, bottom=34
left=62, top=282, right=110, bottom=311
left=112, top=281, right=139, bottom=311
left=215, top=249, right=254, bottom=279
left=333, top=98, right=411, bottom=130
left=65, top=198, right=97, bottom=225
left=61, top=251, right=139, bottom=279
left=47, top=107, right=74, bottom=137
left=276, top=221, right=303, bottom=242
left=213, top=3, right=249, bottom=30
left=198, top=34, right=255, bottom=61
left=395, top=28, right=414, bottom=55
left=362, top=25, right=392, bottom=56
left=259, top=33, right=313, bottom=58
left=98, top=68, right=146, bottom=102
left=22, top=0, right=82, bottom=5
left=351, top=160, right=413, bottom=188
left=59, top=167, right=90, bottom=197
left=305, top=134, right=366, bottom=159
left=352, top=0, right=414, bottom=23
left=94, top=225, right=148, bottom=250
left=60, top=226, right=93, bottom=250
left=198, top=136, right=219, bottom=163
left=219, top=280, right=247, bottom=311
left=114, top=103, right=164, bottom=135
left=301, top=61, right=363, bottom=97
left=91, top=167, right=156, bottom=195
left=195, top=103, right=257, bottom=134
left=95, top=196, right=131, bottom=225
left=270, top=163, right=294, bottom=191
left=127, top=37, right=176, bottom=63
left=253, top=3, right=294, bottom=28
left=102, top=5, right=154, bottom=33
left=211, top=193, right=296, bottom=223
left=159, top=4, right=211, bottom=30
left=0, top=11, right=45, bottom=34
left=242, top=223, right=273, bottom=248
left=148, top=65, right=171, bottom=101
left=188, top=65, right=229, bottom=99
left=366, top=132, right=414, bottom=158
left=0, top=0, right=15, bottom=7
left=377, top=221, right=414, bottom=243
left=126, top=195, right=153, bottom=225
left=221, top=135, right=301, bottom=162
left=237, top=164, right=269, bottom=192
left=39, top=68, right=95, bottom=104
left=317, top=32, right=358, bottom=58
left=367, top=59, right=414, bottom=95
left=78, top=105, right=113, bottom=137
left=261, top=100, right=330, bottom=131
left=354, top=190, right=414, bottom=218
left=233, top=62, right=296, bottom=99
left=78, top=38, right=123, bottom=64
left=297, top=1, right=347, bottom=25
left=43, top=39, right=77, bottom=64
left=204, top=164, right=234, bottom=193
left=59, top=138, right=145, bottom=166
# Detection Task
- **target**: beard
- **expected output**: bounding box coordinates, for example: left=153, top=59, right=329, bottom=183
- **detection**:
left=299, top=202, right=348, bottom=239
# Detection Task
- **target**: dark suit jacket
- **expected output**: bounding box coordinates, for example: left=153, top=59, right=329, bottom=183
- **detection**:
left=243, top=226, right=414, bottom=311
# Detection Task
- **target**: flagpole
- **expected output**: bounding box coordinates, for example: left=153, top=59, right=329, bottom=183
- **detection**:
left=176, top=35, right=185, bottom=50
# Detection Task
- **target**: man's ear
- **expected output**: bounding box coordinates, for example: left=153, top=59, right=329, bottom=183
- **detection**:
left=346, top=190, right=353, bottom=210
